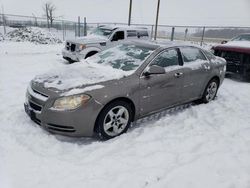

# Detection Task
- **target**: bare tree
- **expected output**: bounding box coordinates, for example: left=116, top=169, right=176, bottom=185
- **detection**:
left=43, top=2, right=56, bottom=28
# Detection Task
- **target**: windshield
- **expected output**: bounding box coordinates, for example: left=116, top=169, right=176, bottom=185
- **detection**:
left=86, top=44, right=154, bottom=71
left=231, top=34, right=250, bottom=41
left=90, top=27, right=113, bottom=38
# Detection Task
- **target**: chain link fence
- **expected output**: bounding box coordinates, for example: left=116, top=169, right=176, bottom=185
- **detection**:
left=1, top=13, right=250, bottom=45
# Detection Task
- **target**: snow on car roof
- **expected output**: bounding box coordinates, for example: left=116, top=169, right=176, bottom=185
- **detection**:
left=124, top=40, right=198, bottom=50
left=98, top=25, right=148, bottom=31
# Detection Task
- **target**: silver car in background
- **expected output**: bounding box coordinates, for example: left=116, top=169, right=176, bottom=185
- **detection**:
left=62, top=25, right=150, bottom=63
left=25, top=41, right=226, bottom=139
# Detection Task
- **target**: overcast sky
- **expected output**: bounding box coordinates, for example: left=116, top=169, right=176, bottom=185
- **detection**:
left=1, top=0, right=250, bottom=26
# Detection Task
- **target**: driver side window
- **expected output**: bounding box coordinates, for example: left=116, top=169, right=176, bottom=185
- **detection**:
left=111, top=31, right=125, bottom=41
left=151, top=49, right=179, bottom=68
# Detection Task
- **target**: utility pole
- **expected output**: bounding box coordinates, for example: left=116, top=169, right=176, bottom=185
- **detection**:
left=154, top=0, right=160, bottom=40
left=78, top=16, right=81, bottom=37
left=128, top=0, right=132, bottom=26
left=1, top=5, right=6, bottom=34
left=32, top=13, right=38, bottom=27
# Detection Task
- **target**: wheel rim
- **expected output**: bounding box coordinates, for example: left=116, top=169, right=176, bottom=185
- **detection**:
left=103, top=106, right=129, bottom=137
left=205, top=81, right=218, bottom=102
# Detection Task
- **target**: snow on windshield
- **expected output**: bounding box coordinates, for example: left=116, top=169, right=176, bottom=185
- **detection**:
left=90, top=28, right=113, bottom=38
left=86, top=44, right=153, bottom=71
left=34, top=44, right=154, bottom=90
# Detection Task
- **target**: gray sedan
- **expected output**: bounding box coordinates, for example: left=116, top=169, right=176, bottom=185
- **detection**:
left=24, top=41, right=226, bottom=139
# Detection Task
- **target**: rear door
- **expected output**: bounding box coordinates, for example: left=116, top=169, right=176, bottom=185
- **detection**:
left=179, top=47, right=211, bottom=101
left=139, top=48, right=186, bottom=116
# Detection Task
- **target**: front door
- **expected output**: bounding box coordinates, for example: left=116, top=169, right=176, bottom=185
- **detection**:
left=108, top=30, right=125, bottom=48
left=139, top=48, right=185, bottom=116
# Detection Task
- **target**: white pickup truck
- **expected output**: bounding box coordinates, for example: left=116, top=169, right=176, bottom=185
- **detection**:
left=62, top=25, right=150, bottom=62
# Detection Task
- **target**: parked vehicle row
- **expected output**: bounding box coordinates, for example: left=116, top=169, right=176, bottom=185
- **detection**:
left=25, top=40, right=226, bottom=139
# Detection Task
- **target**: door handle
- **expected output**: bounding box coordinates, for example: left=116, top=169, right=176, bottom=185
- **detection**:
left=174, top=72, right=183, bottom=78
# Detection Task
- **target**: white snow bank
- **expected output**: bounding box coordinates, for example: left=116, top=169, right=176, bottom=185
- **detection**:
left=5, top=27, right=62, bottom=44
left=0, top=41, right=63, bottom=55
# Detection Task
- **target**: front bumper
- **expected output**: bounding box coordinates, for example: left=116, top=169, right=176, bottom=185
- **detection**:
left=24, top=96, right=103, bottom=137
left=62, top=49, right=85, bottom=62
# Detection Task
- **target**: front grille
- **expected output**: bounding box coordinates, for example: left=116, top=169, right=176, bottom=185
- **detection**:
left=70, top=44, right=76, bottom=52
left=29, top=101, right=42, bottom=111
left=47, top=123, right=76, bottom=132
left=32, top=88, right=48, bottom=98
left=66, top=42, right=76, bottom=52
left=221, top=51, right=242, bottom=64
left=28, top=85, right=48, bottom=102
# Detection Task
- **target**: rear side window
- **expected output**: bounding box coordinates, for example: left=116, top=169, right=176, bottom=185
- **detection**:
left=137, top=30, right=149, bottom=38
left=151, top=49, right=179, bottom=68
left=127, top=30, right=137, bottom=37
left=180, top=47, right=207, bottom=63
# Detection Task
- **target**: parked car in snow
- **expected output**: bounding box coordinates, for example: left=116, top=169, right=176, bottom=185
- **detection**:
left=62, top=25, right=150, bottom=63
left=212, top=34, right=250, bottom=80
left=25, top=41, right=226, bottom=139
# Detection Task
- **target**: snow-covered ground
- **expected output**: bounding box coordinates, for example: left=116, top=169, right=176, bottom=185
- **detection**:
left=0, top=41, right=250, bottom=188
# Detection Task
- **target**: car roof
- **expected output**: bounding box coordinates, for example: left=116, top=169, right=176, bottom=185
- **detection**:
left=123, top=40, right=201, bottom=51
left=98, top=25, right=148, bottom=31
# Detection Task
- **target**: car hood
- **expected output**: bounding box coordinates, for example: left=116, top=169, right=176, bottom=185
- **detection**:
left=67, top=34, right=108, bottom=44
left=213, top=41, right=250, bottom=54
left=32, top=61, right=133, bottom=95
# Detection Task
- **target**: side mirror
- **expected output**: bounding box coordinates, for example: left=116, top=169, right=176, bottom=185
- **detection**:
left=221, top=40, right=228, bottom=44
left=143, top=65, right=165, bottom=77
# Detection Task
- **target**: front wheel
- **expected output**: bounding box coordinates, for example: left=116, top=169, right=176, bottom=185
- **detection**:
left=96, top=101, right=133, bottom=140
left=201, top=79, right=219, bottom=103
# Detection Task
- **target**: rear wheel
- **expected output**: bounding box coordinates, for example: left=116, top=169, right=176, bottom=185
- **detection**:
left=201, top=79, right=219, bottom=103
left=96, top=101, right=133, bottom=140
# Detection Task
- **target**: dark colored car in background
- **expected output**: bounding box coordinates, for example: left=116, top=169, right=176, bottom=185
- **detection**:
left=212, top=34, right=250, bottom=80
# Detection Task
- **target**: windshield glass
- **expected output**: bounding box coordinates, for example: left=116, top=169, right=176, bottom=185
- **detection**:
left=231, top=34, right=250, bottom=41
left=86, top=44, right=154, bottom=71
left=90, top=27, right=113, bottom=38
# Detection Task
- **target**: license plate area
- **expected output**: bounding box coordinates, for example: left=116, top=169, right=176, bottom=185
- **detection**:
left=24, top=104, right=41, bottom=125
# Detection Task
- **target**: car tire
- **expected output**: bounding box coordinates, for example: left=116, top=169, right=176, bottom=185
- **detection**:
left=201, top=78, right=219, bottom=103
left=96, top=101, right=133, bottom=140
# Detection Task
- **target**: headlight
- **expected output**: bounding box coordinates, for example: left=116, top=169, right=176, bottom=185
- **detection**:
left=78, top=44, right=86, bottom=51
left=52, top=94, right=90, bottom=111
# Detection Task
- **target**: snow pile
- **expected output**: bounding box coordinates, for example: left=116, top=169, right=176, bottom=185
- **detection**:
left=5, top=27, right=62, bottom=44
left=34, top=61, right=132, bottom=90
left=34, top=44, right=153, bottom=90
left=0, top=32, right=4, bottom=41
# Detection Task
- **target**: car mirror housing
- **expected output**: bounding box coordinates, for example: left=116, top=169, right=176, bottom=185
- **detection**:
left=143, top=65, right=165, bottom=77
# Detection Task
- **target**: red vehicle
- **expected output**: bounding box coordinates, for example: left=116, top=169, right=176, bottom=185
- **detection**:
left=212, top=34, right=250, bottom=80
